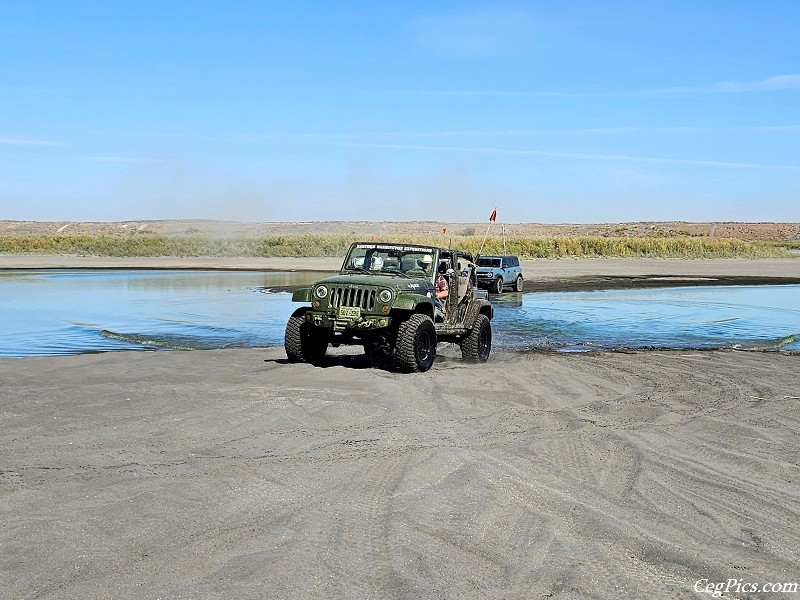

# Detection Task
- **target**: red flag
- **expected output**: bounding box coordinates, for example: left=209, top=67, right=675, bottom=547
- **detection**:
left=489, top=208, right=497, bottom=223
left=441, top=226, right=447, bottom=234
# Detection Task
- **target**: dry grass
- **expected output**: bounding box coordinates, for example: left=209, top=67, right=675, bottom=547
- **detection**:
left=1, top=232, right=796, bottom=259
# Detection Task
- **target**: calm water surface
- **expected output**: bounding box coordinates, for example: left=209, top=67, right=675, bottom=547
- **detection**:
left=1, top=269, right=798, bottom=357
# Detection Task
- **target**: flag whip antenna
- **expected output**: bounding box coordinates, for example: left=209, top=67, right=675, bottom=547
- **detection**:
left=478, top=207, right=497, bottom=256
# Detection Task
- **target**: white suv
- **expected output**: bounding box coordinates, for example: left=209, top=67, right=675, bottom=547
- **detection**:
left=476, top=255, right=523, bottom=294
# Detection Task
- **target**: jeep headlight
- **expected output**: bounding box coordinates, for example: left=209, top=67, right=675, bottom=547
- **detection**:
left=314, top=285, right=328, bottom=299
left=379, top=289, right=393, bottom=303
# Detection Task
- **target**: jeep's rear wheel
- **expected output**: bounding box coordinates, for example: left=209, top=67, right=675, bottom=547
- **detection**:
left=461, top=314, right=492, bottom=363
left=284, top=310, right=328, bottom=366
left=395, top=313, right=437, bottom=373
left=493, top=276, right=503, bottom=294
left=514, top=275, right=523, bottom=292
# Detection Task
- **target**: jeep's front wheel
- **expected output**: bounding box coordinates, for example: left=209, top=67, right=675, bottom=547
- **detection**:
left=461, top=314, right=492, bottom=363
left=285, top=310, right=328, bottom=366
left=493, top=276, right=503, bottom=294
left=395, top=313, right=437, bottom=373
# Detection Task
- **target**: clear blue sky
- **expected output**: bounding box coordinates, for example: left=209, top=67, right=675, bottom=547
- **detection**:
left=2, top=1, right=799, bottom=223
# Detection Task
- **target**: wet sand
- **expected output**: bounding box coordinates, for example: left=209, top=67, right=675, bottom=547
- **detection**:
left=1, top=257, right=799, bottom=599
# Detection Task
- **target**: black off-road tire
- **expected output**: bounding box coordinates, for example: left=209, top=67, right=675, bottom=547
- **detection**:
left=514, top=275, right=524, bottom=292
left=284, top=313, right=305, bottom=362
left=395, top=313, right=437, bottom=373
left=493, top=276, right=504, bottom=294
left=461, top=314, right=492, bottom=363
left=284, top=310, right=328, bottom=366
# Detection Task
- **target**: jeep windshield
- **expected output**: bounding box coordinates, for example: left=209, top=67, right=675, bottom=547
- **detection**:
left=341, top=243, right=436, bottom=278
left=477, top=257, right=502, bottom=268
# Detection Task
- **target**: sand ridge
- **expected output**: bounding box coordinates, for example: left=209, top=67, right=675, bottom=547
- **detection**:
left=2, top=219, right=800, bottom=241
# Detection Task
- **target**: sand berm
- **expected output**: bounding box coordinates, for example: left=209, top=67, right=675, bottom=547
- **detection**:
left=1, top=256, right=799, bottom=599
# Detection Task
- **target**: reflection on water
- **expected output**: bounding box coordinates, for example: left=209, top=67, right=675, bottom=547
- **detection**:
left=0, top=269, right=798, bottom=357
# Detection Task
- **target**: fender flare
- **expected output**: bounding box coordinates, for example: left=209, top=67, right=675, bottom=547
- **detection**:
left=465, top=299, right=493, bottom=326
left=292, top=288, right=313, bottom=302
left=393, top=293, right=435, bottom=318
left=290, top=306, right=310, bottom=319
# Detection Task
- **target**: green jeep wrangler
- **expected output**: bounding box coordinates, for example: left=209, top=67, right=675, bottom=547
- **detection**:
left=285, top=242, right=494, bottom=372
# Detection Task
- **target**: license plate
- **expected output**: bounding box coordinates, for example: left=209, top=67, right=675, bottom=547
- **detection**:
left=338, top=306, right=361, bottom=319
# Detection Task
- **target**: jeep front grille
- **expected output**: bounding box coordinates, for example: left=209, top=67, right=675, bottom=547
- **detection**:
left=329, top=286, right=377, bottom=311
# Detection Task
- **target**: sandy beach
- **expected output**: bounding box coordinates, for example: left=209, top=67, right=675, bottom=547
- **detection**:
left=1, top=257, right=799, bottom=599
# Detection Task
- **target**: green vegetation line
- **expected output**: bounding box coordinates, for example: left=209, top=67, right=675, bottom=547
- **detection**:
left=0, top=233, right=796, bottom=259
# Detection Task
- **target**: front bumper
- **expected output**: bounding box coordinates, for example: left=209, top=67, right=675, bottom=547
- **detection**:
left=305, top=308, right=392, bottom=333
left=476, top=273, right=497, bottom=287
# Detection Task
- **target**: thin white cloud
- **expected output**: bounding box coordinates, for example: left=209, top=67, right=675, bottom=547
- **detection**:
left=390, top=89, right=585, bottom=98
left=712, top=74, right=800, bottom=92
left=744, top=125, right=800, bottom=133
left=353, top=125, right=800, bottom=137
left=203, top=125, right=800, bottom=143
left=654, top=74, right=800, bottom=95
left=386, top=74, right=800, bottom=98
left=498, top=125, right=800, bottom=135
left=144, top=124, right=800, bottom=161
left=81, top=156, right=163, bottom=163
left=0, top=136, right=65, bottom=146
left=338, top=142, right=800, bottom=170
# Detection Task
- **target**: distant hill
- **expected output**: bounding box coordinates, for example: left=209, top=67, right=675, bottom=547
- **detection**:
left=2, top=219, right=798, bottom=241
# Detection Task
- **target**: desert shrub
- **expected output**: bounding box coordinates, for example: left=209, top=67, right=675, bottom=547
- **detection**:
left=0, top=232, right=794, bottom=259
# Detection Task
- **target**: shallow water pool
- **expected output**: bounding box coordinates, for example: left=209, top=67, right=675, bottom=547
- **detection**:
left=0, top=269, right=798, bottom=357
left=491, top=285, right=799, bottom=352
